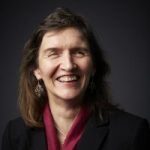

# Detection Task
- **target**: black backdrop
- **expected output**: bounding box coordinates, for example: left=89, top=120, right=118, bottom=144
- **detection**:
left=0, top=0, right=150, bottom=145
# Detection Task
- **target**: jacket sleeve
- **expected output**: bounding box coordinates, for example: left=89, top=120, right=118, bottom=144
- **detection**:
left=132, top=119, right=150, bottom=150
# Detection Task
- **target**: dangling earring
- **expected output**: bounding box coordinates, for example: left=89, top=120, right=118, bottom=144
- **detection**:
left=35, top=80, right=44, bottom=97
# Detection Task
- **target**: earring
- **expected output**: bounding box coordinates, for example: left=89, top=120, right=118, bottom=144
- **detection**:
left=35, top=80, right=44, bottom=97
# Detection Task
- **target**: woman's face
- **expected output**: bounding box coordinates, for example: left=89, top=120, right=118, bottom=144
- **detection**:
left=34, top=27, right=94, bottom=103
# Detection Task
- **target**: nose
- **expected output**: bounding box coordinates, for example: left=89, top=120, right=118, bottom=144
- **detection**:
left=60, top=51, right=76, bottom=71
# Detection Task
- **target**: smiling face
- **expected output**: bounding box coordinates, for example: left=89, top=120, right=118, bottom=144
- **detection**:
left=34, top=27, right=94, bottom=104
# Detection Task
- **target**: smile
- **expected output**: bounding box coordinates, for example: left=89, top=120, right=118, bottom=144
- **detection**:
left=56, top=75, right=80, bottom=82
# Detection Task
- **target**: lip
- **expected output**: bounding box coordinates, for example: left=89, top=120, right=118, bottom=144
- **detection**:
left=55, top=74, right=80, bottom=81
left=55, top=74, right=81, bottom=87
left=54, top=74, right=80, bottom=88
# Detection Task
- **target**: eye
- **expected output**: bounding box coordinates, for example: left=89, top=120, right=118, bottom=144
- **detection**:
left=47, top=51, right=57, bottom=57
left=72, top=48, right=89, bottom=57
left=46, top=48, right=60, bottom=58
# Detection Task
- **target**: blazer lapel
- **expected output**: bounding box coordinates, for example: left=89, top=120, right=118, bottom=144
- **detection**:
left=76, top=112, right=109, bottom=150
left=27, top=128, right=47, bottom=150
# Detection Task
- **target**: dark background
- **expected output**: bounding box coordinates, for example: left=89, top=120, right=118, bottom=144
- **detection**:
left=0, top=0, right=149, bottom=145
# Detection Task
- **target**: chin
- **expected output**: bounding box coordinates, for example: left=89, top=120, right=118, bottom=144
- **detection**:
left=57, top=90, right=84, bottom=102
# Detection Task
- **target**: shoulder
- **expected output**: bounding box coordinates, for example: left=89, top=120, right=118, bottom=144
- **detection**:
left=107, top=109, right=150, bottom=148
left=1, top=117, right=29, bottom=150
left=2, top=117, right=28, bottom=141
left=6, top=117, right=27, bottom=134
left=7, top=117, right=26, bottom=128
left=2, top=117, right=46, bottom=150
left=109, top=109, right=149, bottom=127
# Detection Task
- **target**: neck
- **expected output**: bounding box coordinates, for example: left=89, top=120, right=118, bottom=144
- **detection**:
left=48, top=99, right=81, bottom=145
left=48, top=98, right=81, bottom=135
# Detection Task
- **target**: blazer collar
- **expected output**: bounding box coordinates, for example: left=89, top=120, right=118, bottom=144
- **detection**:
left=76, top=111, right=109, bottom=150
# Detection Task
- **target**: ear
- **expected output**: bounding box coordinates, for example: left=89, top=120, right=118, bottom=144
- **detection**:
left=34, top=68, right=42, bottom=80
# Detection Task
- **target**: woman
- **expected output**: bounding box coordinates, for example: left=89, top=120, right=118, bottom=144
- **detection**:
left=2, top=7, right=150, bottom=150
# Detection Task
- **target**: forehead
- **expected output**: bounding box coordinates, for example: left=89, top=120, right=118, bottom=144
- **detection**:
left=39, top=27, right=88, bottom=50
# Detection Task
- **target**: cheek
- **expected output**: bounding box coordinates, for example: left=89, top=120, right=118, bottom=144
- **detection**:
left=38, top=61, right=57, bottom=78
left=79, top=59, right=94, bottom=77
left=80, top=61, right=93, bottom=90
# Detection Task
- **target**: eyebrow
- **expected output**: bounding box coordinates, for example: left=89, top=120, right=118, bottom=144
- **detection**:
left=43, top=48, right=59, bottom=53
left=71, top=47, right=89, bottom=51
left=43, top=46, right=89, bottom=52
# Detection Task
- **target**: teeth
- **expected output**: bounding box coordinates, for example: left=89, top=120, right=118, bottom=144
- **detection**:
left=57, top=75, right=78, bottom=82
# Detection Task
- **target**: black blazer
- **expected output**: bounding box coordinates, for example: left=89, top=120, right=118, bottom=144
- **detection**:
left=1, top=110, right=150, bottom=150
